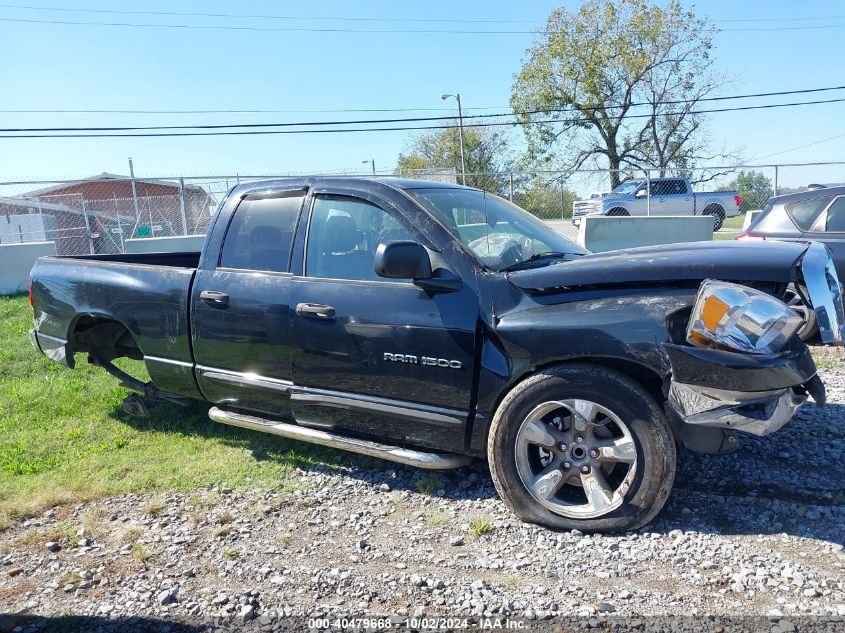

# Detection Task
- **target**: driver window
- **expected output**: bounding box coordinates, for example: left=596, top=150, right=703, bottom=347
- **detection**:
left=306, top=195, right=412, bottom=281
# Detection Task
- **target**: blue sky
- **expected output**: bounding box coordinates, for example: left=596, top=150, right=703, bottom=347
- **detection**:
left=2, top=0, right=845, bottom=181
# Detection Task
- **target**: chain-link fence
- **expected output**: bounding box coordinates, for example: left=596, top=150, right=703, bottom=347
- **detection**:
left=1, top=162, right=843, bottom=254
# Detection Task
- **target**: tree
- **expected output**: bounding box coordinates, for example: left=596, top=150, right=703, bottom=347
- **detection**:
left=517, top=177, right=578, bottom=220
left=719, top=170, right=773, bottom=211
left=511, top=0, right=731, bottom=188
left=396, top=125, right=515, bottom=195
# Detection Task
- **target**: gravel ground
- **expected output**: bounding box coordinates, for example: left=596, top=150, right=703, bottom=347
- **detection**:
left=1, top=364, right=844, bottom=632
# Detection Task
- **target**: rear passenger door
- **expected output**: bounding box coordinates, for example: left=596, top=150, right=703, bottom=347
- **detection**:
left=191, top=189, right=305, bottom=418
left=801, top=195, right=845, bottom=281
left=650, top=179, right=693, bottom=215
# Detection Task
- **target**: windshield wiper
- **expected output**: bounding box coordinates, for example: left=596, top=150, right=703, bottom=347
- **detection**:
left=500, top=251, right=571, bottom=273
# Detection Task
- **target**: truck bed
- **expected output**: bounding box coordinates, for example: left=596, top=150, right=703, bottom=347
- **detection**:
left=53, top=251, right=201, bottom=269
left=30, top=253, right=198, bottom=376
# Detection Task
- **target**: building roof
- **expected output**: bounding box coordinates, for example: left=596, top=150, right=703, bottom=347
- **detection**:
left=17, top=173, right=208, bottom=198
left=0, top=196, right=133, bottom=222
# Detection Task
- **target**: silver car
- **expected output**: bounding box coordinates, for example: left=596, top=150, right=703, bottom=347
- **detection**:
left=738, top=184, right=845, bottom=339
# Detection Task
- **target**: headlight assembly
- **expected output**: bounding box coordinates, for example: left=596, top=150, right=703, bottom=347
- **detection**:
left=687, top=280, right=803, bottom=354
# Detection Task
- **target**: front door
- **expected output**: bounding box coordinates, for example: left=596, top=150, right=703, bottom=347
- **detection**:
left=289, top=191, right=479, bottom=452
left=191, top=189, right=305, bottom=418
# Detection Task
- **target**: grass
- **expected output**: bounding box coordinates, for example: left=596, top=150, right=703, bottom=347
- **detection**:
left=0, top=294, right=341, bottom=529
left=468, top=516, right=493, bottom=536
left=712, top=213, right=745, bottom=241
left=415, top=473, right=439, bottom=496
left=424, top=509, right=448, bottom=526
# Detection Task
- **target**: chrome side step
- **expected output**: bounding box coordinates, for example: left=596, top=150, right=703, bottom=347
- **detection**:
left=208, top=406, right=473, bottom=470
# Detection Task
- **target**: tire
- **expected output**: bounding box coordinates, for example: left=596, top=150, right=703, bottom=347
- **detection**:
left=607, top=207, right=629, bottom=217
left=703, top=204, right=725, bottom=231
left=784, top=283, right=818, bottom=342
left=487, top=363, right=676, bottom=532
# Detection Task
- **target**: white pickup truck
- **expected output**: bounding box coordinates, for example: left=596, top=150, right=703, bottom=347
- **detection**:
left=572, top=177, right=742, bottom=230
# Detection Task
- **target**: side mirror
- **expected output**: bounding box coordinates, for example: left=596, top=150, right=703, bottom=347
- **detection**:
left=635, top=189, right=647, bottom=198
left=374, top=241, right=462, bottom=292
left=374, top=241, right=432, bottom=280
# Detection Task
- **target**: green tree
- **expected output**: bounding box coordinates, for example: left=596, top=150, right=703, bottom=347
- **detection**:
left=511, top=0, right=729, bottom=188
left=517, top=177, right=578, bottom=220
left=719, top=170, right=773, bottom=211
left=396, top=125, right=514, bottom=195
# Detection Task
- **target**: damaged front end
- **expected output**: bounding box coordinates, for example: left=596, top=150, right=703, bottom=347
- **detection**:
left=665, top=342, right=824, bottom=441
left=665, top=242, right=842, bottom=450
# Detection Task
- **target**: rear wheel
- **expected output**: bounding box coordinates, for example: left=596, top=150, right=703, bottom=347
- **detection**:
left=703, top=204, right=726, bottom=231
left=488, top=364, right=676, bottom=532
left=607, top=207, right=629, bottom=217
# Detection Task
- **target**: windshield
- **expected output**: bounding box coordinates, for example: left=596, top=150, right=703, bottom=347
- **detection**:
left=611, top=180, right=644, bottom=195
left=406, top=188, right=587, bottom=271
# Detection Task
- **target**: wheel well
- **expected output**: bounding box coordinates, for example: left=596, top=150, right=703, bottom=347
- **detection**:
left=500, top=357, right=666, bottom=414
left=607, top=207, right=629, bottom=216
left=69, top=316, right=142, bottom=362
left=703, top=203, right=724, bottom=213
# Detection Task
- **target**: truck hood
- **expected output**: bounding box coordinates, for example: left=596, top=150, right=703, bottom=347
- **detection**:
left=507, top=241, right=809, bottom=292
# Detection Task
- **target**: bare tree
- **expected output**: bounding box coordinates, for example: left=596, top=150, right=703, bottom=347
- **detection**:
left=511, top=0, right=736, bottom=188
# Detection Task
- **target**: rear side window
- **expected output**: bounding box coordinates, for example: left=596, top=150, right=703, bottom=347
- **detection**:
left=651, top=179, right=687, bottom=195
left=786, top=196, right=832, bottom=230
left=220, top=193, right=304, bottom=272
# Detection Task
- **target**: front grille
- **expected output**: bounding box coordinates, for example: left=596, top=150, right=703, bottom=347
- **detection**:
left=573, top=201, right=601, bottom=217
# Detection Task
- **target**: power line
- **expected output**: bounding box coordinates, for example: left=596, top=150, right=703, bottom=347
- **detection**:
left=4, top=96, right=845, bottom=139
left=3, top=3, right=845, bottom=27
left=5, top=15, right=845, bottom=34
left=0, top=106, right=504, bottom=115
left=4, top=86, right=845, bottom=132
left=0, top=3, right=540, bottom=24
left=0, top=16, right=540, bottom=34
left=753, top=132, right=845, bottom=161
left=5, top=83, right=845, bottom=116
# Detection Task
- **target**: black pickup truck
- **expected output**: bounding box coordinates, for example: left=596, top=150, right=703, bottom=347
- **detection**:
left=29, top=177, right=845, bottom=532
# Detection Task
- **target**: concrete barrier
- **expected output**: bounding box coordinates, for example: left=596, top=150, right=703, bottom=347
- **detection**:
left=0, top=241, right=57, bottom=295
left=124, top=234, right=206, bottom=254
left=576, top=216, right=713, bottom=253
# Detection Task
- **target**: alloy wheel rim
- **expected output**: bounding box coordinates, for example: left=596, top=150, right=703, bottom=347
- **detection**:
left=514, top=399, right=638, bottom=519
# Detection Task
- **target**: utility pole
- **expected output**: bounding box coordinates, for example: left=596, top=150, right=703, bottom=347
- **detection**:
left=441, top=93, right=466, bottom=185
left=362, top=159, right=375, bottom=175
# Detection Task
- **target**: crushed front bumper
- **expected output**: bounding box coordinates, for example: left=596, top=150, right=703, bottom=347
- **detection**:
left=664, top=342, right=823, bottom=437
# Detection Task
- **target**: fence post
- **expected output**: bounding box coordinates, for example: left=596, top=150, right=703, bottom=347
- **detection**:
left=645, top=169, right=652, bottom=217
left=509, top=173, right=514, bottom=202
left=559, top=175, right=566, bottom=220
left=179, top=177, right=188, bottom=236
left=774, top=165, right=779, bottom=196
left=81, top=198, right=95, bottom=255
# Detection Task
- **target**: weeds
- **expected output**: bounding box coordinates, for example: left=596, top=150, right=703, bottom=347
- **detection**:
left=468, top=516, right=493, bottom=536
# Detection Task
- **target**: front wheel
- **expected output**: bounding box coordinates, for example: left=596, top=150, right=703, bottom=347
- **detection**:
left=488, top=364, right=676, bottom=532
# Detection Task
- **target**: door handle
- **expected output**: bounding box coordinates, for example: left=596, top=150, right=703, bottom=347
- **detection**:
left=296, top=303, right=335, bottom=318
left=200, top=290, right=229, bottom=307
